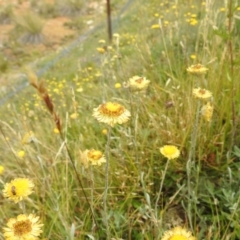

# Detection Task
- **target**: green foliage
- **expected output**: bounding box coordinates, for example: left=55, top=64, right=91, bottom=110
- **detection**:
left=64, top=17, right=85, bottom=31
left=15, top=12, right=44, bottom=34
left=14, top=12, right=45, bottom=44
left=0, top=4, right=13, bottom=24
left=38, top=2, right=57, bottom=18
left=58, top=0, right=85, bottom=17
left=1, top=0, right=240, bottom=239
left=0, top=54, right=9, bottom=72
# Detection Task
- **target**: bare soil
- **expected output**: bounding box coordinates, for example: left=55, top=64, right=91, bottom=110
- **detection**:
left=0, top=0, right=104, bottom=93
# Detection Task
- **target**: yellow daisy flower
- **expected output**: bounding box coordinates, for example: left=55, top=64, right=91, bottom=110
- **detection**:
left=190, top=19, right=198, bottom=25
left=0, top=165, right=4, bottom=174
left=93, top=102, right=131, bottom=127
left=151, top=24, right=160, bottom=29
left=160, top=145, right=180, bottom=160
left=201, top=102, right=213, bottom=122
left=80, top=149, right=106, bottom=168
left=96, top=47, right=106, bottom=54
left=18, top=150, right=25, bottom=159
left=192, top=88, right=212, bottom=100
left=161, top=226, right=196, bottom=240
left=53, top=128, right=60, bottom=134
left=186, top=63, right=208, bottom=75
left=3, top=214, right=43, bottom=240
left=3, top=178, right=34, bottom=203
left=70, top=113, right=79, bottom=119
left=115, top=83, right=122, bottom=89
left=102, top=129, right=108, bottom=135
left=190, top=54, right=196, bottom=59
left=128, top=76, right=150, bottom=91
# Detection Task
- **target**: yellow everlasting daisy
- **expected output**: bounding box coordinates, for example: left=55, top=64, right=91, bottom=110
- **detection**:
left=0, top=165, right=4, bottom=174
left=192, top=88, right=212, bottom=100
left=96, top=47, right=106, bottom=54
left=3, top=178, right=34, bottom=203
left=190, top=54, right=196, bottom=59
left=201, top=102, right=213, bottom=122
left=102, top=128, right=108, bottom=135
left=115, top=83, right=122, bottom=89
left=93, top=102, right=131, bottom=127
left=70, top=113, right=79, bottom=119
left=80, top=149, right=106, bottom=168
left=160, top=145, right=180, bottom=160
left=3, top=214, right=43, bottom=240
left=151, top=24, right=160, bottom=29
left=187, top=63, right=208, bottom=75
left=161, top=226, right=196, bottom=240
left=53, top=128, right=60, bottom=134
left=128, top=76, right=150, bottom=91
left=18, top=150, right=25, bottom=159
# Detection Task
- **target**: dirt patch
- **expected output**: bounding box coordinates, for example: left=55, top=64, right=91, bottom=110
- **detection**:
left=0, top=24, right=14, bottom=43
left=0, top=0, right=104, bottom=93
left=43, top=17, right=74, bottom=46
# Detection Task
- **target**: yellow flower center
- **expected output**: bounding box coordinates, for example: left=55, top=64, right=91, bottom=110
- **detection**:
left=193, top=64, right=203, bottom=69
left=88, top=150, right=103, bottom=161
left=99, top=102, right=124, bottom=116
left=13, top=180, right=30, bottom=196
left=0, top=165, right=4, bottom=174
left=199, top=89, right=206, bottom=95
left=135, top=77, right=144, bottom=84
left=169, top=235, right=188, bottom=240
left=164, top=146, right=177, bottom=155
left=13, top=219, right=32, bottom=236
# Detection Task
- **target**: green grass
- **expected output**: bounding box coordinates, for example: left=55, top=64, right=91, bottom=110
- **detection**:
left=0, top=4, right=13, bottom=24
left=1, top=0, right=240, bottom=239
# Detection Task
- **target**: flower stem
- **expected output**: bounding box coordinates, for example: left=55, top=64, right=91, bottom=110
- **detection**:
left=103, top=126, right=112, bottom=239
left=227, top=0, right=236, bottom=150
left=155, top=159, right=170, bottom=216
left=133, top=94, right=140, bottom=168
left=187, top=100, right=201, bottom=230
left=191, top=100, right=200, bottom=163
left=90, top=165, right=95, bottom=233
left=19, top=201, right=26, bottom=214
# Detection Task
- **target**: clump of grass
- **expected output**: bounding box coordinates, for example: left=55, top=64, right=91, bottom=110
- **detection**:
left=37, top=2, right=57, bottom=18
left=57, top=0, right=85, bottom=17
left=0, top=4, right=13, bottom=24
left=64, top=17, right=85, bottom=31
left=0, top=55, right=9, bottom=72
left=14, top=12, right=45, bottom=44
left=1, top=0, right=240, bottom=239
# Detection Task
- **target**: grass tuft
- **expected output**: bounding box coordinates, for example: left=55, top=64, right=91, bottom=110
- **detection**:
left=1, top=0, right=240, bottom=239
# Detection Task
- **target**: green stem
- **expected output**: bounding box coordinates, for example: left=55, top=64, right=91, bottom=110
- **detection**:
left=103, top=126, right=112, bottom=239
left=90, top=165, right=95, bottom=233
left=155, top=159, right=170, bottom=239
left=227, top=0, right=236, bottom=150
left=191, top=100, right=201, bottom=163
left=187, top=100, right=201, bottom=231
left=19, top=201, right=26, bottom=214
left=133, top=94, right=140, bottom=169
left=155, top=159, right=170, bottom=216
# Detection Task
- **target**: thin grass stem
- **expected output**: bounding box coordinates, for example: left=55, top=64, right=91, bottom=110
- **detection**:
left=103, top=126, right=112, bottom=239
left=154, top=159, right=170, bottom=217
left=227, top=0, right=236, bottom=150
left=187, top=99, right=201, bottom=231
